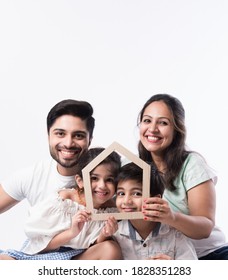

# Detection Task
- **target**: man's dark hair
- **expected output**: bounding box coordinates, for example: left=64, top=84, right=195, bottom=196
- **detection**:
left=47, top=99, right=95, bottom=138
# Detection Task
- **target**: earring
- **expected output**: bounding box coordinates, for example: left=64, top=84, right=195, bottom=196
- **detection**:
left=78, top=187, right=84, bottom=194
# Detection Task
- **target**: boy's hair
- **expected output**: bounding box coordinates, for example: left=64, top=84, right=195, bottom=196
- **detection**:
left=75, top=147, right=121, bottom=185
left=47, top=99, right=95, bottom=139
left=117, top=162, right=165, bottom=197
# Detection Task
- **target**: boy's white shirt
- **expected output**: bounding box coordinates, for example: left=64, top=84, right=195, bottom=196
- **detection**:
left=113, top=220, right=197, bottom=260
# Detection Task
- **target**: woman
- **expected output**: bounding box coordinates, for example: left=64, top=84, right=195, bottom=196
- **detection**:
left=138, top=93, right=228, bottom=259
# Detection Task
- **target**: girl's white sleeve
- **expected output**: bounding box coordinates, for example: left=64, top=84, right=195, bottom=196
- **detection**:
left=22, top=194, right=79, bottom=254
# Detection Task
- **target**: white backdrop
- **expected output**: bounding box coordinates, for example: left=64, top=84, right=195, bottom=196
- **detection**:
left=0, top=0, right=227, bottom=250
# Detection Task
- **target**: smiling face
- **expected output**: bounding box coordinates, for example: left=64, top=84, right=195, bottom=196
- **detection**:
left=48, top=115, right=90, bottom=175
left=90, top=163, right=116, bottom=209
left=116, top=179, right=143, bottom=213
left=139, top=101, right=175, bottom=157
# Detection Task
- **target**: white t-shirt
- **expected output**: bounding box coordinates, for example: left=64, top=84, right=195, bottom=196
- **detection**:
left=1, top=159, right=75, bottom=206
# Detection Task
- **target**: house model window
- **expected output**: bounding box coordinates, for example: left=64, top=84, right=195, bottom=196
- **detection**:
left=82, top=141, right=151, bottom=220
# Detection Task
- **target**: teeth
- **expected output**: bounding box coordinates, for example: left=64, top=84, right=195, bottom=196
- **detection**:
left=95, top=191, right=107, bottom=196
left=122, top=208, right=135, bottom=212
left=61, top=151, right=75, bottom=155
left=148, top=136, right=159, bottom=141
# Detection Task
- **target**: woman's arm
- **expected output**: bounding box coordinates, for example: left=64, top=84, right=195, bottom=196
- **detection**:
left=142, top=180, right=215, bottom=239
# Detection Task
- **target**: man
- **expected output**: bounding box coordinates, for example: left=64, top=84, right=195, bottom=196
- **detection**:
left=0, top=100, right=123, bottom=260
left=0, top=99, right=95, bottom=213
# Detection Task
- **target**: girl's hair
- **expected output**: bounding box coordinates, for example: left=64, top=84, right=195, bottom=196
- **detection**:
left=137, top=94, right=190, bottom=191
left=75, top=147, right=121, bottom=185
left=117, top=162, right=165, bottom=197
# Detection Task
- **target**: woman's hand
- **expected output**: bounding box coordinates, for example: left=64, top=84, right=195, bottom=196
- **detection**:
left=142, top=197, right=176, bottom=225
left=142, top=182, right=215, bottom=239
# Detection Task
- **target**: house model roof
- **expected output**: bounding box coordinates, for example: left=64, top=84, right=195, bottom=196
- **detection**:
left=82, top=141, right=151, bottom=220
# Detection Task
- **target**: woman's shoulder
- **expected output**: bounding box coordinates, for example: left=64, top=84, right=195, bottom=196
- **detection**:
left=183, top=151, right=210, bottom=169
left=185, top=151, right=205, bottom=161
left=181, top=152, right=217, bottom=184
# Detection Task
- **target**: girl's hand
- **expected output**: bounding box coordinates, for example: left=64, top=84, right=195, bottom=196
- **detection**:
left=101, top=216, right=118, bottom=237
left=142, top=197, right=175, bottom=225
left=70, top=210, right=91, bottom=237
left=43, top=209, right=91, bottom=251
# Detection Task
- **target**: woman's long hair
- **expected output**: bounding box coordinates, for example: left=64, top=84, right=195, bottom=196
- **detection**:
left=137, top=94, right=190, bottom=191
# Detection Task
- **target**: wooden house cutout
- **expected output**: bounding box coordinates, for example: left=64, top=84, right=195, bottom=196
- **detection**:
left=82, top=141, right=151, bottom=220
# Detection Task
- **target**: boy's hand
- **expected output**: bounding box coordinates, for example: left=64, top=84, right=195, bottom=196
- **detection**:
left=147, top=254, right=172, bottom=260
left=102, top=216, right=118, bottom=237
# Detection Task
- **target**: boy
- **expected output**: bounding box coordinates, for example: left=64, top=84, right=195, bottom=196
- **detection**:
left=114, top=162, right=197, bottom=260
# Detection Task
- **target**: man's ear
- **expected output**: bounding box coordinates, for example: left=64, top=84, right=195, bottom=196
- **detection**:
left=154, top=194, right=161, bottom=198
left=75, top=175, right=83, bottom=189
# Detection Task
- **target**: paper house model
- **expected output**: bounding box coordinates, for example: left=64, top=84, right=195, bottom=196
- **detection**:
left=82, top=141, right=151, bottom=220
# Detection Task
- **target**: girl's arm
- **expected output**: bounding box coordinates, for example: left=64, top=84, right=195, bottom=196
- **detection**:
left=42, top=210, right=91, bottom=252
left=142, top=180, right=215, bottom=239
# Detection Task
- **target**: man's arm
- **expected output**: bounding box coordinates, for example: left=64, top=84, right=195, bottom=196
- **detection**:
left=0, top=185, right=19, bottom=214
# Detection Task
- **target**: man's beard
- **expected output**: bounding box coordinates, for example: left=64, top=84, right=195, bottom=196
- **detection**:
left=50, top=147, right=82, bottom=168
